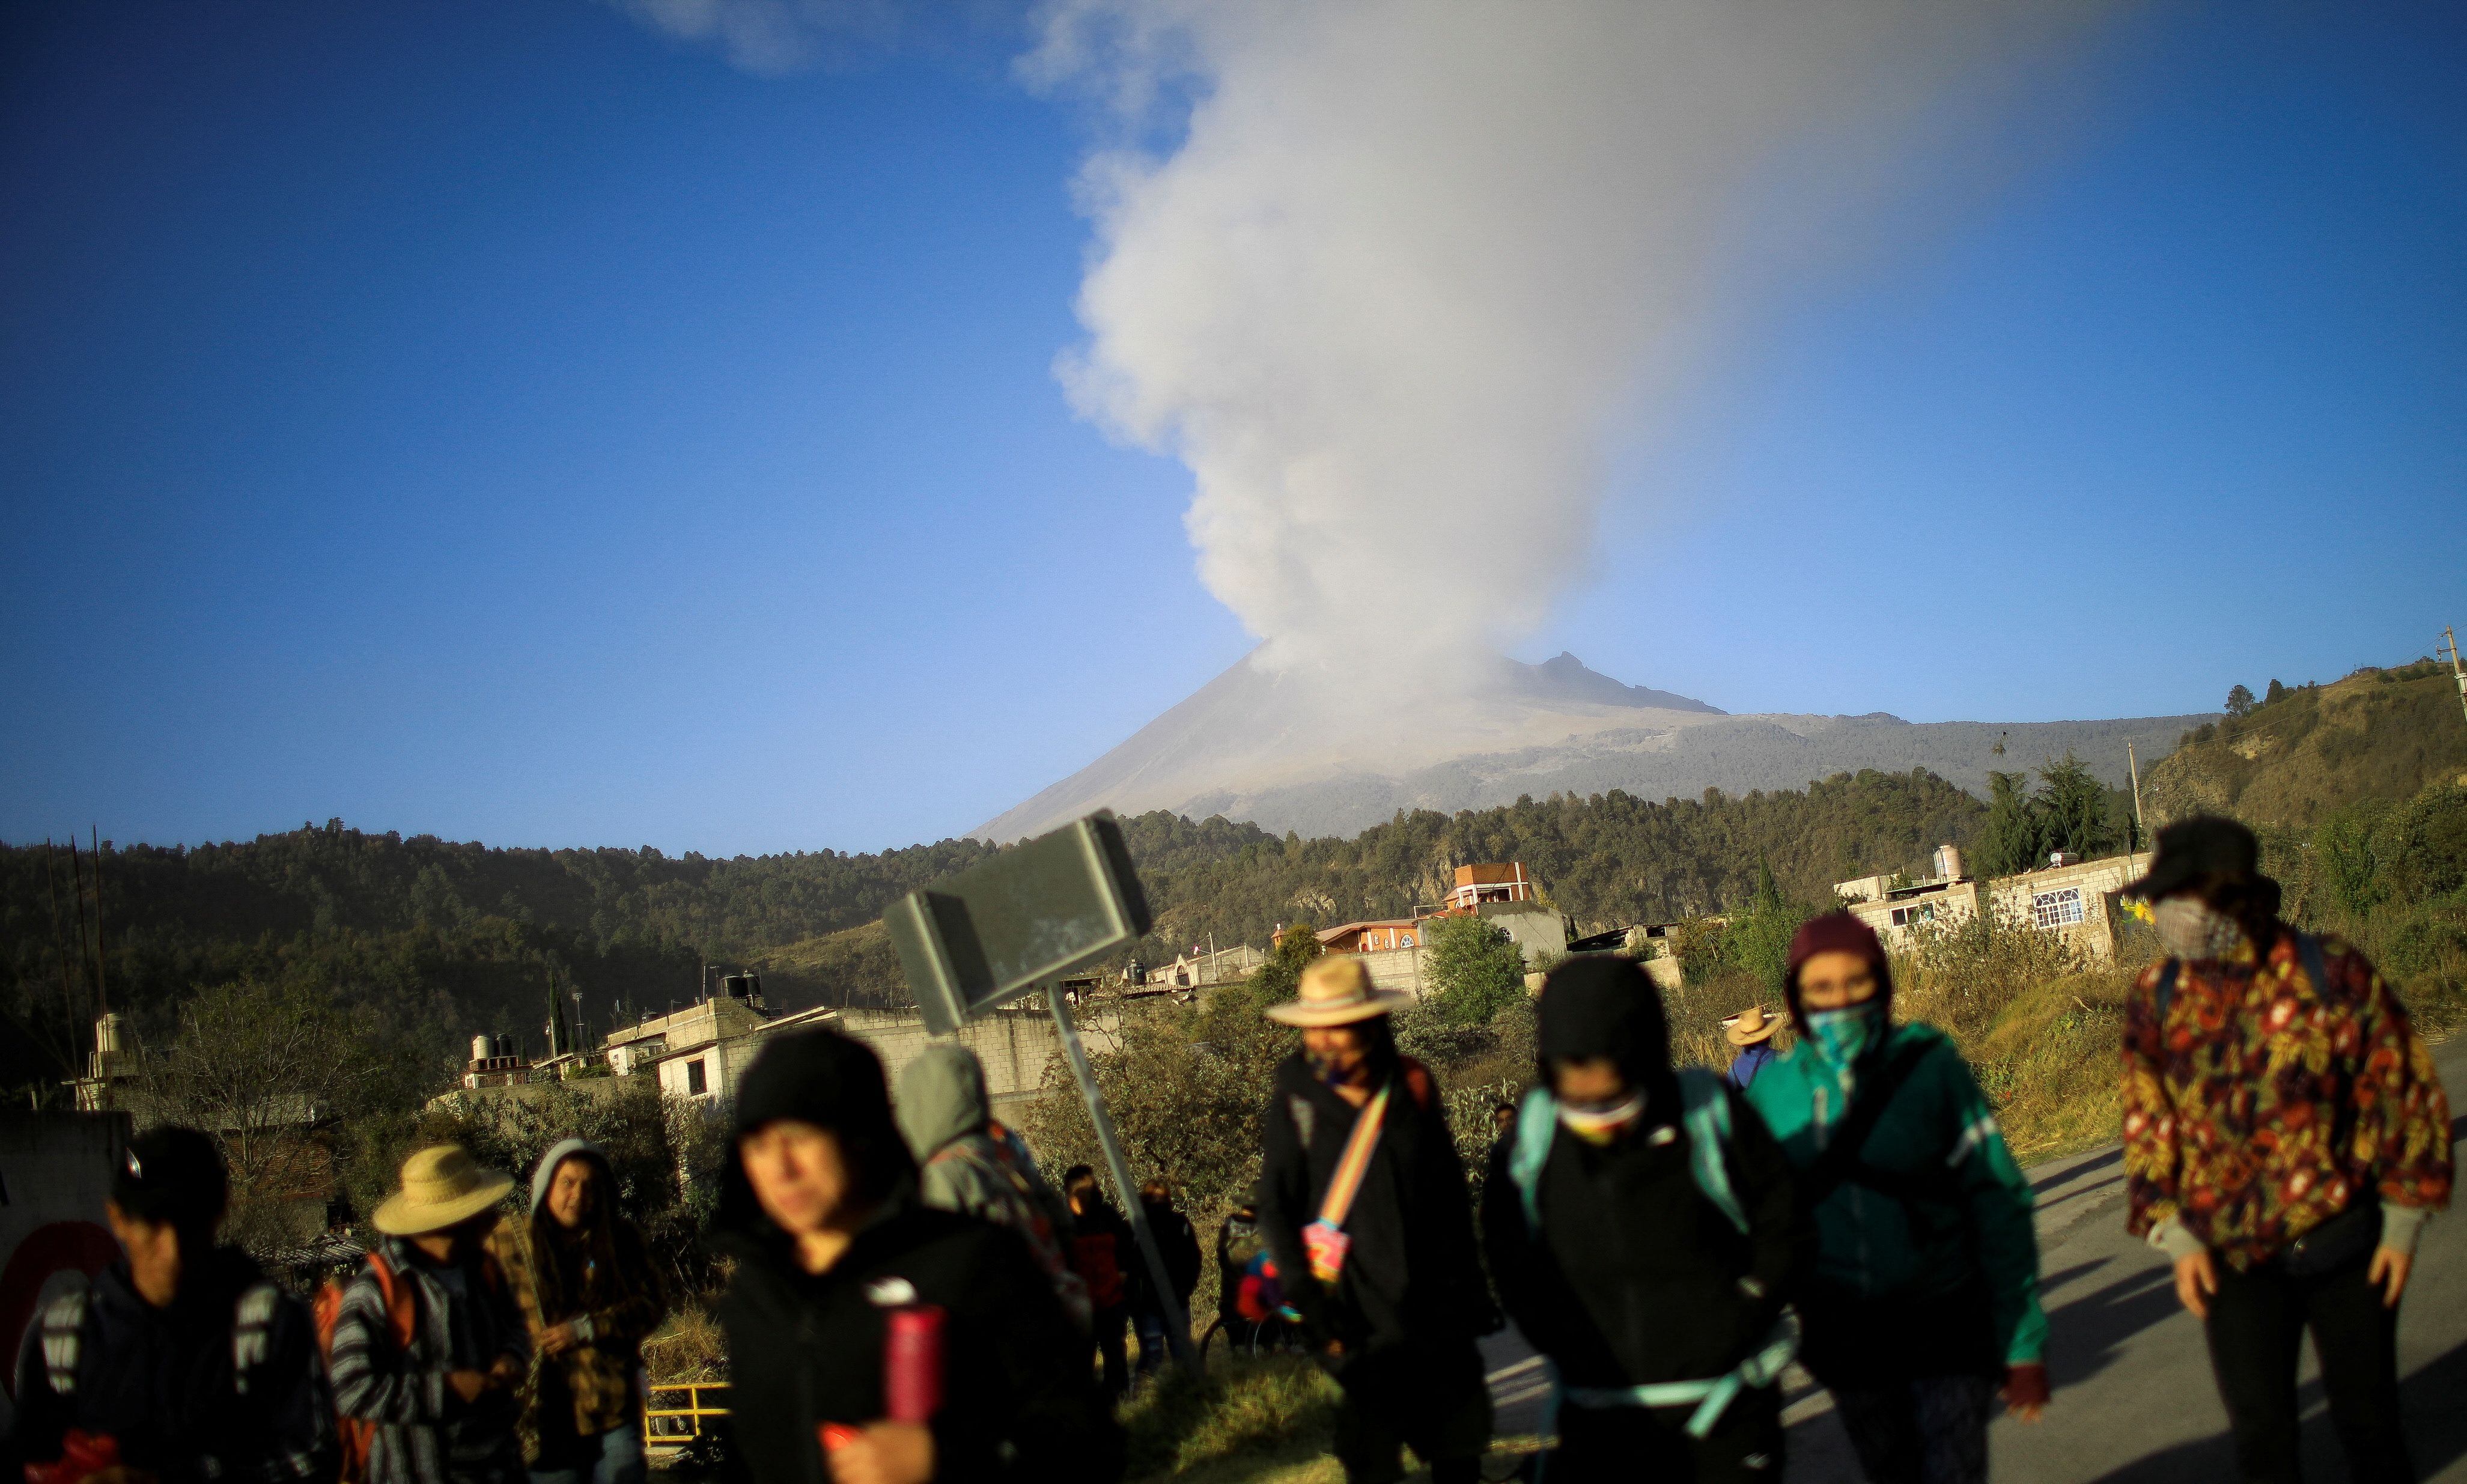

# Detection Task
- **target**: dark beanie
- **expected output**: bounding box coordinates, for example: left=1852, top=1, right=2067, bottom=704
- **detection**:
left=113, top=1126, right=228, bottom=1236
left=1537, top=955, right=1676, bottom=1110
left=1782, top=912, right=1894, bottom=1020
left=718, top=1029, right=915, bottom=1236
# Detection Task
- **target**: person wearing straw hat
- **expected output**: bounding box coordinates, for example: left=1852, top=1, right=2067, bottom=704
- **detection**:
left=329, top=1144, right=530, bottom=1484
left=1258, top=956, right=1494, bottom=1484
left=1721, top=1005, right=1781, bottom=1090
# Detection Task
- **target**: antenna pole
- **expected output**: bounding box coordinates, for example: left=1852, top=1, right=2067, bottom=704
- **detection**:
left=2444, top=627, right=2467, bottom=729
left=89, top=826, right=109, bottom=1018
left=65, top=836, right=95, bottom=1033
left=42, top=841, right=79, bottom=1078
left=2128, top=744, right=2146, bottom=861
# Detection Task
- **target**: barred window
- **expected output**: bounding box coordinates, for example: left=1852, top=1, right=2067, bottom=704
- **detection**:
left=2033, top=887, right=2085, bottom=928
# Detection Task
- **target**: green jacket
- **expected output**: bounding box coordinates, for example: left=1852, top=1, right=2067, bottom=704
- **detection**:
left=1742, top=1022, right=2046, bottom=1369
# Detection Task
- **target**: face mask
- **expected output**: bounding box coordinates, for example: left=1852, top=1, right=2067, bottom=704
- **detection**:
left=2153, top=896, right=2246, bottom=962
left=1556, top=1091, right=1645, bottom=1146
left=1803, top=1002, right=1885, bottom=1067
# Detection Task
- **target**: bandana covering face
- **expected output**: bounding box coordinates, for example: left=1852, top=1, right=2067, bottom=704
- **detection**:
left=1556, top=1091, right=1646, bottom=1146
left=2153, top=896, right=2247, bottom=962
left=1803, top=1002, right=1886, bottom=1069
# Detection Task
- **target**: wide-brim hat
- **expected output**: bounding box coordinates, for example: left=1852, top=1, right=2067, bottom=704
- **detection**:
left=2124, top=815, right=2260, bottom=902
left=1723, top=1004, right=1780, bottom=1047
left=373, top=1144, right=515, bottom=1236
left=1266, top=956, right=1413, bottom=1027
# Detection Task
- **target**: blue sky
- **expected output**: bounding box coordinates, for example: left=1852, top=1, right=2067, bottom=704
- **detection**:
left=4, top=2, right=2462, bottom=856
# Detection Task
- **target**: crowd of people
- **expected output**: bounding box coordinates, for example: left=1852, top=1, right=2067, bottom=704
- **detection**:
left=2, top=815, right=2451, bottom=1484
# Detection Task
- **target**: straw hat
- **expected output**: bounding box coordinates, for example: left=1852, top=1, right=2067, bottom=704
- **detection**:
left=1722, top=1004, right=1781, bottom=1047
left=1266, top=956, right=1413, bottom=1027
left=373, top=1145, right=516, bottom=1236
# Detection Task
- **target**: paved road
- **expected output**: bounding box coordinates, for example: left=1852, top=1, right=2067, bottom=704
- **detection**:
left=1480, top=1036, right=2467, bottom=1481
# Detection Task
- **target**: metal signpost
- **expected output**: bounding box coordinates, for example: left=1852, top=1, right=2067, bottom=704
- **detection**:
left=884, top=814, right=1201, bottom=1374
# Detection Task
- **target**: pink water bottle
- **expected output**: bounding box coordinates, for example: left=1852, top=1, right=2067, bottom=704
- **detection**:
left=884, top=1304, right=946, bottom=1424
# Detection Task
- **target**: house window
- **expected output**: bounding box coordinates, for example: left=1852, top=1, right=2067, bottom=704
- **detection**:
left=2033, top=888, right=2085, bottom=929
left=687, top=1057, right=708, bottom=1096
left=1890, top=902, right=1936, bottom=928
left=1399, top=934, right=1414, bottom=948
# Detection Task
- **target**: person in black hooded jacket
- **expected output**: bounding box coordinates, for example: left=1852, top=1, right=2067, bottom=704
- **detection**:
left=5, top=1125, right=336, bottom=1484
left=1482, top=956, right=1810, bottom=1483
left=711, top=1029, right=1121, bottom=1484
left=1256, top=956, right=1494, bottom=1484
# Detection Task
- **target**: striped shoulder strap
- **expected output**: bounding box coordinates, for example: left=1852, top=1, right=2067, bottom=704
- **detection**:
left=39, top=1284, right=90, bottom=1395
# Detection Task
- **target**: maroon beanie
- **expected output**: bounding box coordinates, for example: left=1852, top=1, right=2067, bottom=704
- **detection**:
left=1782, top=911, right=1893, bottom=1018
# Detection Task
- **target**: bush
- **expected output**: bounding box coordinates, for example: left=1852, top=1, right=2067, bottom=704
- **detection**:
left=1422, top=916, right=1527, bottom=1026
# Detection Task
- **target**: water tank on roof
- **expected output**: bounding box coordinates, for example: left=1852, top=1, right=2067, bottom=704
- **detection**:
left=495, top=1033, right=516, bottom=1059
left=723, top=972, right=762, bottom=1000
left=1934, top=845, right=1965, bottom=880
left=471, top=1035, right=492, bottom=1063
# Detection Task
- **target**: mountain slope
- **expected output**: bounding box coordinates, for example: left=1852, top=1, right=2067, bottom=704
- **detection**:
left=978, top=651, right=2205, bottom=841
left=2141, top=660, right=2467, bottom=830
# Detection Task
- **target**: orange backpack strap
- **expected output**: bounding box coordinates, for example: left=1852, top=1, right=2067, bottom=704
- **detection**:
left=368, top=1250, right=418, bottom=1351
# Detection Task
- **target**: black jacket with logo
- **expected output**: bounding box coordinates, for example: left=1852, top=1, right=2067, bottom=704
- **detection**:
left=713, top=1199, right=1121, bottom=1484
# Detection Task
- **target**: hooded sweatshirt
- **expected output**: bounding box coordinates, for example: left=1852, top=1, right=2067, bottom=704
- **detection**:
left=1481, top=956, right=1808, bottom=1388
left=484, top=1138, right=669, bottom=1458
left=713, top=1029, right=1121, bottom=1484
left=895, top=1045, right=1089, bottom=1327
left=1739, top=913, right=2046, bottom=1380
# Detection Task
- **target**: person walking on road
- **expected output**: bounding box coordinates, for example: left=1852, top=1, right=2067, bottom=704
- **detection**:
left=1258, top=956, right=1495, bottom=1484
left=1485, top=957, right=1811, bottom=1482
left=1721, top=1006, right=1781, bottom=1090
left=2121, top=816, right=2452, bottom=1484
left=898, top=1044, right=1092, bottom=1330
left=5, top=1126, right=336, bottom=1484
left=487, top=1139, right=670, bottom=1484
left=713, top=1028, right=1121, bottom=1484
left=1741, top=913, right=2049, bottom=1484
left=1133, top=1178, right=1200, bottom=1377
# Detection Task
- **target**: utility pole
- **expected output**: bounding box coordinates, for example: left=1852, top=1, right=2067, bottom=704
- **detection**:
left=2128, top=743, right=2147, bottom=863
left=2443, top=627, right=2467, bottom=729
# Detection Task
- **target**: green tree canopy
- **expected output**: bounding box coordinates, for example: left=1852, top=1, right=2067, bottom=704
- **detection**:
left=1423, top=915, right=1528, bottom=1027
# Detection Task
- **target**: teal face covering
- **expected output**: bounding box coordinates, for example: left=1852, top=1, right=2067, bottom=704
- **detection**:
left=1803, top=1002, right=1885, bottom=1066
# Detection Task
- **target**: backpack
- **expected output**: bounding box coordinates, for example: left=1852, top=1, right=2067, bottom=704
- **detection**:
left=1506, top=1068, right=1795, bottom=1449
left=1507, top=1066, right=1748, bottom=1237
left=315, top=1253, right=418, bottom=1484
left=35, top=1276, right=287, bottom=1396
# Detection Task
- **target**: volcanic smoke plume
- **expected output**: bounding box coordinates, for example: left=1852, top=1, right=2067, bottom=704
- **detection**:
left=1026, top=0, right=2100, bottom=687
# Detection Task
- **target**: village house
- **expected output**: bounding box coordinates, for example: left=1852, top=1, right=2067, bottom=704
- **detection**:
left=1313, top=863, right=1574, bottom=999
left=1835, top=843, right=2150, bottom=959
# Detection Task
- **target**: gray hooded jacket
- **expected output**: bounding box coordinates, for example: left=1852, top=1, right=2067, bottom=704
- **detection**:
left=895, top=1044, right=1091, bottom=1328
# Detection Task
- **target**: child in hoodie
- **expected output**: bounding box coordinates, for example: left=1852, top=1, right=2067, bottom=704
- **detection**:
left=1483, top=956, right=1809, bottom=1483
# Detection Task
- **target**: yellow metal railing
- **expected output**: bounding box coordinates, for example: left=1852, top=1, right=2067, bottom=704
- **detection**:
left=644, top=1381, right=731, bottom=1451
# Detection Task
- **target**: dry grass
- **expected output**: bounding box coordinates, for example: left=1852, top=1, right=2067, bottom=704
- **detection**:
left=1119, top=1356, right=1343, bottom=1482
left=640, top=1299, right=729, bottom=1382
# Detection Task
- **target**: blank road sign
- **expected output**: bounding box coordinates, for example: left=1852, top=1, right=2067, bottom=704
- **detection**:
left=885, top=815, right=1152, bottom=1034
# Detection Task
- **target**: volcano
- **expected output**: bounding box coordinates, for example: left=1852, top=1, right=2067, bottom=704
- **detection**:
left=975, top=651, right=2202, bottom=842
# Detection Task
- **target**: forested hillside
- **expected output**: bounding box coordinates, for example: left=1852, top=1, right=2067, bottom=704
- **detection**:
left=2, top=767, right=1986, bottom=1101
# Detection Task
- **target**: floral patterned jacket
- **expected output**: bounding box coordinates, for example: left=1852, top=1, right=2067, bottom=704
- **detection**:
left=2121, top=928, right=2451, bottom=1270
